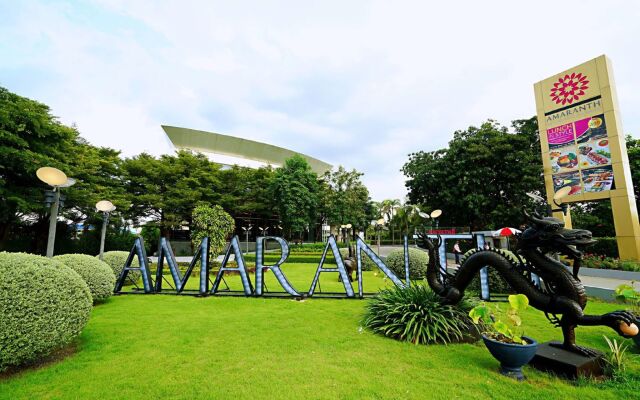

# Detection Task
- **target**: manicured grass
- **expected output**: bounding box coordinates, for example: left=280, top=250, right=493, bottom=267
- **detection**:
left=1, top=264, right=639, bottom=399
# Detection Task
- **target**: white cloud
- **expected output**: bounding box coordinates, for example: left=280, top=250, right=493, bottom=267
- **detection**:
left=2, top=0, right=639, bottom=202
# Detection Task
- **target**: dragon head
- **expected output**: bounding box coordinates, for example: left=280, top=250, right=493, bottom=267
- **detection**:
left=519, top=209, right=596, bottom=258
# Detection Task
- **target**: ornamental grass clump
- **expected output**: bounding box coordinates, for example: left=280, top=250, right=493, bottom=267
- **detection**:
left=0, top=252, right=92, bottom=372
left=55, top=254, right=115, bottom=303
left=363, top=284, right=479, bottom=345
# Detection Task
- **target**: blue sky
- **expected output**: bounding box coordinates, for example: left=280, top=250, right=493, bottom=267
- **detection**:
left=2, top=0, right=640, bottom=200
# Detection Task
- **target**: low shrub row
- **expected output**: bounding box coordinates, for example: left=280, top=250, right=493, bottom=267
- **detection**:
left=581, top=254, right=640, bottom=272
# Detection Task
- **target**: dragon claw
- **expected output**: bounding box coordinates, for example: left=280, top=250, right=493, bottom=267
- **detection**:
left=603, top=310, right=637, bottom=334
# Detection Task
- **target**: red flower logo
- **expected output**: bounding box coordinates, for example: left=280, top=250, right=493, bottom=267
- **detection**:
left=549, top=72, right=589, bottom=105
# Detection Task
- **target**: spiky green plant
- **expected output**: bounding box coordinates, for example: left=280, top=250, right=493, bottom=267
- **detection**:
left=603, top=335, right=628, bottom=376
left=363, top=284, right=479, bottom=345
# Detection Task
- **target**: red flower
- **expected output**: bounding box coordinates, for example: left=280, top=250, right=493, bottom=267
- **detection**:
left=549, top=72, right=589, bottom=105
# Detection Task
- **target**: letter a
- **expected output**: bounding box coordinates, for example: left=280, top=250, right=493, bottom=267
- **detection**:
left=308, top=235, right=354, bottom=297
left=211, top=235, right=253, bottom=296
left=114, top=236, right=154, bottom=293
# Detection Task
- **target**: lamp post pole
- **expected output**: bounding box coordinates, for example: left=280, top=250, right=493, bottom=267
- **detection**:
left=37, top=167, right=75, bottom=258
left=96, top=200, right=116, bottom=261
left=46, top=189, right=61, bottom=258
left=99, top=211, right=109, bottom=260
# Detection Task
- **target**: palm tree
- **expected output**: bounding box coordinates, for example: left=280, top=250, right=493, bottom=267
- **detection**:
left=380, top=199, right=401, bottom=244
left=395, top=203, right=429, bottom=236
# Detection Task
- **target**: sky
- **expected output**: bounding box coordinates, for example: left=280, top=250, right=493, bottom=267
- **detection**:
left=1, top=0, right=640, bottom=201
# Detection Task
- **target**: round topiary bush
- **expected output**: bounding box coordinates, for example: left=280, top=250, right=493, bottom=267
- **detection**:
left=100, top=251, right=140, bottom=283
left=0, top=252, right=92, bottom=372
left=55, top=254, right=115, bottom=303
left=363, top=284, right=479, bottom=345
left=385, top=247, right=428, bottom=279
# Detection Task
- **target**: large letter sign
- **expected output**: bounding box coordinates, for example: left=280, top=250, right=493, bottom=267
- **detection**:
left=114, top=236, right=154, bottom=293
left=355, top=236, right=405, bottom=298
left=255, top=237, right=300, bottom=296
left=115, top=234, right=409, bottom=299
left=308, top=235, right=355, bottom=297
left=154, top=237, right=210, bottom=295
left=211, top=235, right=254, bottom=296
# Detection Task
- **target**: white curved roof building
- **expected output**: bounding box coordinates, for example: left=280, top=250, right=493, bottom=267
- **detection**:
left=162, top=125, right=332, bottom=174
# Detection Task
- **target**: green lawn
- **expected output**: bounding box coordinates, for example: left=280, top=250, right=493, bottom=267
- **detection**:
left=1, top=263, right=639, bottom=399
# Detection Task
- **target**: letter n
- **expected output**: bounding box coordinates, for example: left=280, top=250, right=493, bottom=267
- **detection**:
left=355, top=236, right=405, bottom=297
left=308, top=235, right=354, bottom=297
left=114, top=236, right=154, bottom=293
left=255, top=237, right=300, bottom=296
left=211, top=235, right=253, bottom=296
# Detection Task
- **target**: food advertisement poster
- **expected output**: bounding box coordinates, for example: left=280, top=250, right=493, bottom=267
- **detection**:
left=546, top=113, right=614, bottom=196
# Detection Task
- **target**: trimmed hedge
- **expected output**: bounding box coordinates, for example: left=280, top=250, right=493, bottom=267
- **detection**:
left=100, top=251, right=140, bottom=283
left=244, top=254, right=338, bottom=264
left=0, top=252, right=92, bottom=371
left=55, top=254, right=116, bottom=303
left=385, top=248, right=428, bottom=279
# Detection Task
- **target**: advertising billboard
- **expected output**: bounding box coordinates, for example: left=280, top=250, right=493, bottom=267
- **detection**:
left=534, top=55, right=640, bottom=260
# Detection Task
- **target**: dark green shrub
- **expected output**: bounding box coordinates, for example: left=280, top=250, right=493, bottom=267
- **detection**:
left=385, top=248, right=428, bottom=279
left=0, top=252, right=92, bottom=371
left=468, top=267, right=513, bottom=295
left=289, top=242, right=346, bottom=253
left=55, top=254, right=115, bottom=303
left=363, top=284, right=479, bottom=344
left=100, top=251, right=140, bottom=282
left=589, top=237, right=619, bottom=258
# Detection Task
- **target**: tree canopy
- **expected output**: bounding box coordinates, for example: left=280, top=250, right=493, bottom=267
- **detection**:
left=402, top=117, right=544, bottom=230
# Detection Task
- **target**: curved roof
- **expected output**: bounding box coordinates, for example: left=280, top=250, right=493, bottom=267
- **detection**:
left=162, top=125, right=332, bottom=173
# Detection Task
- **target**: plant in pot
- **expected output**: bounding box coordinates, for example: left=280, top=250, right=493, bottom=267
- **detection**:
left=614, top=283, right=640, bottom=347
left=469, top=293, right=538, bottom=380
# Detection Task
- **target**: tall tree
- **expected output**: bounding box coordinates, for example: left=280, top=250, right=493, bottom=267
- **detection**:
left=402, top=117, right=544, bottom=230
left=269, top=155, right=319, bottom=238
left=380, top=198, right=401, bottom=242
left=321, top=166, right=371, bottom=231
left=121, top=150, right=222, bottom=236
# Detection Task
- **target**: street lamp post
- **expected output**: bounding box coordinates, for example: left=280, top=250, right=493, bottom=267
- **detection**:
left=37, top=167, right=75, bottom=258
left=258, top=226, right=269, bottom=237
left=96, top=200, right=116, bottom=260
left=371, top=219, right=384, bottom=254
left=430, top=209, right=442, bottom=230
left=241, top=225, right=253, bottom=253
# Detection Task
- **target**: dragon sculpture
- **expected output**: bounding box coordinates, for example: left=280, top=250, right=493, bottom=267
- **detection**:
left=418, top=209, right=637, bottom=356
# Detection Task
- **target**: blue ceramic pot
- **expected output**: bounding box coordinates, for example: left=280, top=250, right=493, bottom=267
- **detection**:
left=482, top=334, right=538, bottom=380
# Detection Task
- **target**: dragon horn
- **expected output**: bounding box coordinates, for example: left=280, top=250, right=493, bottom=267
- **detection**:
left=522, top=207, right=544, bottom=224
